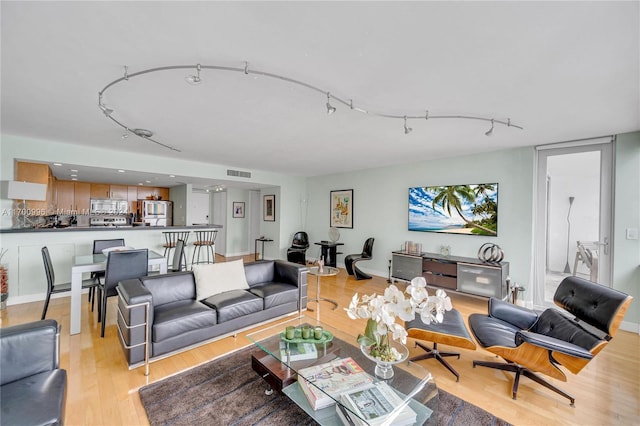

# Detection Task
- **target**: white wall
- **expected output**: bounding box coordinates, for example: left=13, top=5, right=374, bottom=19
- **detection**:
left=305, top=146, right=536, bottom=289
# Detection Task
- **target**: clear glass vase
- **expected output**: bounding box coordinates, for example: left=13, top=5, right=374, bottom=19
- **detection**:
left=360, top=339, right=409, bottom=379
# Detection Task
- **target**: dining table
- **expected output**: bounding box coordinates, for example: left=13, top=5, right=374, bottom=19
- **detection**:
left=69, top=250, right=167, bottom=335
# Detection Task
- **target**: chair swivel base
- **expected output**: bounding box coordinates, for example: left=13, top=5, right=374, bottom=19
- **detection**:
left=410, top=342, right=462, bottom=382
left=473, top=359, right=575, bottom=406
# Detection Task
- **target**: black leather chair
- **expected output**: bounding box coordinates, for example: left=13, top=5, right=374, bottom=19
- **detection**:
left=151, top=239, right=185, bottom=274
left=98, top=248, right=148, bottom=337
left=468, top=276, right=632, bottom=405
left=41, top=246, right=100, bottom=320
left=344, top=237, right=374, bottom=280
left=0, top=319, right=67, bottom=426
left=286, top=231, right=309, bottom=265
left=91, top=238, right=125, bottom=310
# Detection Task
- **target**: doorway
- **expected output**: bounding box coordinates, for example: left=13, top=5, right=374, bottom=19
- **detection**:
left=534, top=139, right=614, bottom=308
left=191, top=191, right=210, bottom=225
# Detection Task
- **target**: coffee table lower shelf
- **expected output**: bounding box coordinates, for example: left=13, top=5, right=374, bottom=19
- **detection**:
left=251, top=352, right=297, bottom=394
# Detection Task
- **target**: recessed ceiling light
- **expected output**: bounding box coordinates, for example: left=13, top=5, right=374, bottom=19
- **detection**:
left=70, top=174, right=77, bottom=177
left=169, top=175, right=175, bottom=178
left=118, top=170, right=125, bottom=173
left=138, top=183, right=143, bottom=186
left=145, top=180, right=151, bottom=183
left=70, top=169, right=78, bottom=172
left=71, top=178, right=78, bottom=181
left=53, top=163, right=62, bottom=166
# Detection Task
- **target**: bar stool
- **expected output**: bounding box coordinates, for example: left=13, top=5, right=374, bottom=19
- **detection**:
left=191, top=230, right=218, bottom=266
left=162, top=231, right=190, bottom=269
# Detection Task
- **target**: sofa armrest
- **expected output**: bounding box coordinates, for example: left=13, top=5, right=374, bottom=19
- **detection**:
left=0, top=319, right=60, bottom=385
left=274, top=260, right=309, bottom=310
left=117, top=278, right=154, bottom=328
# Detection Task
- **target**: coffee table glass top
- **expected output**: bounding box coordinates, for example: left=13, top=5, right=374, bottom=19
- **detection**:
left=247, top=317, right=438, bottom=425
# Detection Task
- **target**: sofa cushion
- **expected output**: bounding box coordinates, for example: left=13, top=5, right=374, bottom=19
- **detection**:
left=244, top=260, right=275, bottom=287
left=153, top=300, right=217, bottom=342
left=0, top=369, right=66, bottom=426
left=141, top=271, right=196, bottom=307
left=201, top=290, right=262, bottom=323
left=249, top=283, right=298, bottom=309
left=193, top=260, right=249, bottom=300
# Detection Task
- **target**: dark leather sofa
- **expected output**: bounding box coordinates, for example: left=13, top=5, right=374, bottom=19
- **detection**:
left=0, top=319, right=67, bottom=426
left=116, top=259, right=308, bottom=369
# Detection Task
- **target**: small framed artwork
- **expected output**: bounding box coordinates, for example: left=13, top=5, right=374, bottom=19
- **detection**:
left=330, top=189, right=353, bottom=229
left=232, top=202, right=245, bottom=218
left=263, top=194, right=276, bottom=221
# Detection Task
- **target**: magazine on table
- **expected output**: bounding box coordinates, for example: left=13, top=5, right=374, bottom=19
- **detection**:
left=297, top=357, right=374, bottom=410
left=279, top=341, right=318, bottom=362
left=338, top=382, right=417, bottom=426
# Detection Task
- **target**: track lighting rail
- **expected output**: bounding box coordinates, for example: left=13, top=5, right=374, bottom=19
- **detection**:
left=98, top=62, right=523, bottom=152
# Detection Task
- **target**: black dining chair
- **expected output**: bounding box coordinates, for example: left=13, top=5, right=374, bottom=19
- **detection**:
left=91, top=239, right=125, bottom=310
left=286, top=231, right=309, bottom=265
left=97, top=248, right=148, bottom=337
left=149, top=239, right=186, bottom=274
left=41, top=246, right=100, bottom=320
left=345, top=237, right=375, bottom=280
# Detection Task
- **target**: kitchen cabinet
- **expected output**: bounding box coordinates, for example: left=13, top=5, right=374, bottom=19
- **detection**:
left=127, top=186, right=138, bottom=213
left=90, top=183, right=110, bottom=199
left=56, top=180, right=75, bottom=212
left=56, top=181, right=91, bottom=213
left=90, top=183, right=128, bottom=199
left=15, top=161, right=51, bottom=211
left=74, top=182, right=91, bottom=212
left=137, top=187, right=170, bottom=201
left=109, top=185, right=128, bottom=200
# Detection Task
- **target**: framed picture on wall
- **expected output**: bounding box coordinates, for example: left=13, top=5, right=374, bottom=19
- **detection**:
left=232, top=202, right=245, bottom=218
left=263, top=194, right=276, bottom=221
left=330, top=189, right=353, bottom=228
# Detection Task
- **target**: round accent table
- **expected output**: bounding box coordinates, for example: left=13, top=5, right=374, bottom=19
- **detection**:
left=307, top=265, right=339, bottom=312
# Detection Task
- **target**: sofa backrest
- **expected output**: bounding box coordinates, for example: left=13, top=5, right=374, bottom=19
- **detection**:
left=244, top=260, right=275, bottom=287
left=140, top=271, right=196, bottom=307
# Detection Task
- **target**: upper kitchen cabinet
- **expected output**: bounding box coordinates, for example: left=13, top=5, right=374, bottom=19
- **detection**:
left=56, top=181, right=90, bottom=212
left=137, top=186, right=170, bottom=201
left=90, top=183, right=128, bottom=199
left=14, top=161, right=52, bottom=211
left=90, top=183, right=109, bottom=199
left=110, top=185, right=128, bottom=200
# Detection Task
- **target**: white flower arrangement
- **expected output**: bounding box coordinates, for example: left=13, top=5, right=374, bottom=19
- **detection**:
left=345, top=276, right=452, bottom=362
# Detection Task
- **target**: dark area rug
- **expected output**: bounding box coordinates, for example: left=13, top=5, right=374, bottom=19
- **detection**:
left=139, top=346, right=511, bottom=426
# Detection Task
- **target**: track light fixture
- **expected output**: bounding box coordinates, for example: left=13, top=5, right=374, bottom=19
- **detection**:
left=404, top=116, right=412, bottom=134
left=98, top=61, right=524, bottom=152
left=326, top=92, right=336, bottom=115
left=98, top=94, right=113, bottom=116
left=185, top=64, right=202, bottom=85
left=485, top=119, right=494, bottom=136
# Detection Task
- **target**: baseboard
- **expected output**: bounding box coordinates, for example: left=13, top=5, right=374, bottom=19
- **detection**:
left=620, top=320, right=640, bottom=334
left=3, top=290, right=91, bottom=307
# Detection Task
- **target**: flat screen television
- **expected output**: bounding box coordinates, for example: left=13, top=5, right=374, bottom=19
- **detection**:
left=408, top=183, right=498, bottom=236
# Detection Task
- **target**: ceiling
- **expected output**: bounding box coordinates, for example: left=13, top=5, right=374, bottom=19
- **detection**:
left=1, top=2, right=638, bottom=189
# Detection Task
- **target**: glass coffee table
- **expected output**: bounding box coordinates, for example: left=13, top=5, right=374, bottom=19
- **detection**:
left=247, top=317, right=438, bottom=425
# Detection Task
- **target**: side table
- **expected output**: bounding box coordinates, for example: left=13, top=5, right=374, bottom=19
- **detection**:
left=254, top=237, right=273, bottom=261
left=307, top=265, right=339, bottom=311
left=314, top=241, right=344, bottom=267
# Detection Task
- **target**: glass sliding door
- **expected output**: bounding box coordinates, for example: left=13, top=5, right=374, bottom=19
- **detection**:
left=533, top=139, right=614, bottom=308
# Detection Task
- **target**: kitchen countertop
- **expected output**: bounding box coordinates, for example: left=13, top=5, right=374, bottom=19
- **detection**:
left=0, top=224, right=223, bottom=233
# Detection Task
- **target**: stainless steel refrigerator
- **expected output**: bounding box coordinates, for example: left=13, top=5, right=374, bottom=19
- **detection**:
left=140, top=200, right=173, bottom=226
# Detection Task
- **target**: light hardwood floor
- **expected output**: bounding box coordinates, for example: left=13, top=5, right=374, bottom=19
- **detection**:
left=1, top=255, right=638, bottom=425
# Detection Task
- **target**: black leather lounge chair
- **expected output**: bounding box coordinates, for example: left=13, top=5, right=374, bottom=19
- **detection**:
left=468, top=276, right=632, bottom=405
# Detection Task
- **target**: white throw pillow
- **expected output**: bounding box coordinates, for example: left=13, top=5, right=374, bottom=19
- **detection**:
left=193, top=259, right=250, bottom=300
